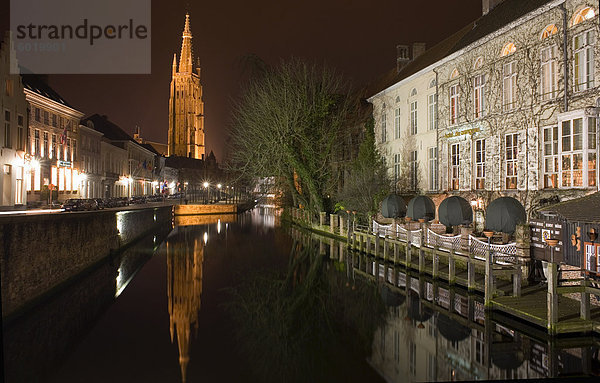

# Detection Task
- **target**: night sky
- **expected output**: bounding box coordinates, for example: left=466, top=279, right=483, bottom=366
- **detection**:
left=2, top=0, right=483, bottom=161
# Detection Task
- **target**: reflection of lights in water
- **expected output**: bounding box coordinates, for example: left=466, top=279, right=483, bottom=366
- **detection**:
left=153, top=235, right=157, bottom=244
left=203, top=232, right=208, bottom=244
left=217, top=219, right=221, bottom=234
left=154, top=213, right=157, bottom=222
left=115, top=265, right=137, bottom=298
left=116, top=211, right=125, bottom=234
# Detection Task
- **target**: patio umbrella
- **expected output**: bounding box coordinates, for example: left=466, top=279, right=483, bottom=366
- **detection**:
left=381, top=194, right=407, bottom=218
left=407, top=291, right=433, bottom=322
left=485, top=197, right=526, bottom=234
left=438, top=196, right=473, bottom=227
left=491, top=340, right=525, bottom=370
left=407, top=195, right=435, bottom=221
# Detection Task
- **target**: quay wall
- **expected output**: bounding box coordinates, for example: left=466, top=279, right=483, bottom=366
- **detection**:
left=174, top=204, right=237, bottom=215
left=0, top=206, right=173, bottom=318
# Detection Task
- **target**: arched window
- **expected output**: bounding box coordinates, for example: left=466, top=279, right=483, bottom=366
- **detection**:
left=382, top=103, right=386, bottom=109
left=410, top=88, right=417, bottom=97
left=571, top=7, right=595, bottom=27
left=541, top=24, right=558, bottom=39
left=395, top=96, right=401, bottom=103
left=429, top=78, right=436, bottom=88
left=473, top=56, right=484, bottom=70
left=450, top=68, right=459, bottom=80
left=501, top=42, right=516, bottom=57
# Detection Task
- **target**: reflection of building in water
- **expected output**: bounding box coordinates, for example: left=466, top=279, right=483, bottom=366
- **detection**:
left=167, top=227, right=204, bottom=383
left=251, top=205, right=282, bottom=229
left=358, top=258, right=583, bottom=382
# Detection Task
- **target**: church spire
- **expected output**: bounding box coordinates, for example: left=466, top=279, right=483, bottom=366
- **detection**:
left=172, top=53, right=177, bottom=76
left=179, top=13, right=193, bottom=73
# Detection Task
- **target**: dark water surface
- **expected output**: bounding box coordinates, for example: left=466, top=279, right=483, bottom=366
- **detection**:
left=4, top=208, right=600, bottom=382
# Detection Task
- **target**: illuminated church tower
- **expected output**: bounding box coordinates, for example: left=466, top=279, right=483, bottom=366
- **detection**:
left=168, top=13, right=205, bottom=159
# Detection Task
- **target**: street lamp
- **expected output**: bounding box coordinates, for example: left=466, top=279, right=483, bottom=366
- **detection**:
left=203, top=182, right=209, bottom=204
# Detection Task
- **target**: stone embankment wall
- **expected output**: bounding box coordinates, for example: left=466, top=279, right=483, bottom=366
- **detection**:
left=174, top=204, right=237, bottom=215
left=0, top=206, right=173, bottom=318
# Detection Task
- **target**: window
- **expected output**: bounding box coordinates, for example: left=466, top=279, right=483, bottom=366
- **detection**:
left=505, top=133, right=519, bottom=189
left=428, top=146, right=438, bottom=191
left=410, top=101, right=417, bottom=135
left=574, top=30, right=594, bottom=91
left=559, top=118, right=597, bottom=188
left=4, top=110, right=11, bottom=148
left=410, top=150, right=417, bottom=190
left=15, top=166, right=23, bottom=205
left=450, top=68, right=459, bottom=79
left=394, top=153, right=401, bottom=181
left=51, top=134, right=56, bottom=159
left=474, top=331, right=485, bottom=364
left=43, top=132, right=48, bottom=158
left=501, top=42, right=516, bottom=56
left=17, top=114, right=24, bottom=150
left=473, top=56, right=484, bottom=70
left=541, top=24, right=558, bottom=40
left=409, top=341, right=416, bottom=376
left=381, top=113, right=387, bottom=143
left=544, top=126, right=559, bottom=188
left=450, top=84, right=459, bottom=125
left=394, top=108, right=401, bottom=139
left=410, top=88, right=417, bottom=97
left=43, top=110, right=49, bottom=125
left=5, top=78, right=13, bottom=96
left=450, top=143, right=460, bottom=190
left=428, top=94, right=437, bottom=130
left=503, top=61, right=517, bottom=110
left=571, top=7, right=596, bottom=27
left=73, top=140, right=77, bottom=162
left=429, top=78, right=436, bottom=88
left=52, top=114, right=57, bottom=127
left=541, top=45, right=558, bottom=100
left=67, top=139, right=71, bottom=162
left=394, top=330, right=400, bottom=364
left=34, top=107, right=40, bottom=122
left=475, top=139, right=485, bottom=189
left=473, top=74, right=485, bottom=118
left=34, top=129, right=40, bottom=156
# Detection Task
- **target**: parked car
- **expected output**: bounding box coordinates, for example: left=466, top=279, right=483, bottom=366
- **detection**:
left=83, top=199, right=99, bottom=211
left=93, top=198, right=106, bottom=210
left=62, top=199, right=85, bottom=212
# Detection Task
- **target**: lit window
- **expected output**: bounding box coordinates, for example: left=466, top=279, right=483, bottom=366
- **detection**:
left=505, top=133, right=519, bottom=189
left=450, top=143, right=460, bottom=190
left=501, top=42, right=516, bottom=57
left=559, top=117, right=597, bottom=188
left=473, top=74, right=485, bottom=118
left=410, top=101, right=417, bottom=135
left=4, top=110, right=11, bottom=149
left=541, top=45, right=558, bottom=100
left=543, top=126, right=559, bottom=188
left=450, top=68, right=459, bottom=80
left=428, top=147, right=438, bottom=191
left=394, top=108, right=401, bottom=139
left=475, top=139, right=486, bottom=189
left=571, top=7, right=596, bottom=27
left=574, top=30, right=594, bottom=91
left=503, top=61, right=517, bottom=110
left=449, top=84, right=459, bottom=125
left=541, top=24, right=558, bottom=39
left=428, top=94, right=437, bottom=131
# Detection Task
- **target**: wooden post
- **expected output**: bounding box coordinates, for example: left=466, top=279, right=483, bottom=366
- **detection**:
left=366, top=235, right=372, bottom=255
left=468, top=257, right=475, bottom=291
left=513, top=265, right=522, bottom=297
left=581, top=279, right=590, bottom=320
left=393, top=242, right=398, bottom=264
left=375, top=234, right=380, bottom=257
left=547, top=263, right=558, bottom=334
left=406, top=242, right=411, bottom=268
left=449, top=250, right=456, bottom=285
left=330, top=214, right=337, bottom=234
left=339, top=215, right=346, bottom=236
left=419, top=248, right=425, bottom=273
left=432, top=247, right=439, bottom=279
left=483, top=231, right=494, bottom=309
left=383, top=237, right=388, bottom=261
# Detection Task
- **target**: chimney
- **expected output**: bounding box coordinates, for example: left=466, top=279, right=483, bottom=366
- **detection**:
left=482, top=0, right=505, bottom=15
left=396, top=44, right=410, bottom=73
left=412, top=43, right=426, bottom=60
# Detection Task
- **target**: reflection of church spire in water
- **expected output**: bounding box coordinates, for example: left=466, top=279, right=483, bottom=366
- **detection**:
left=167, top=228, right=204, bottom=383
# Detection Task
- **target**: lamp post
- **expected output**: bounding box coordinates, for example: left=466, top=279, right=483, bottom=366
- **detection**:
left=483, top=229, right=494, bottom=308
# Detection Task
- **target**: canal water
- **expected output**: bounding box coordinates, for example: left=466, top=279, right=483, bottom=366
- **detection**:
left=3, top=208, right=600, bottom=382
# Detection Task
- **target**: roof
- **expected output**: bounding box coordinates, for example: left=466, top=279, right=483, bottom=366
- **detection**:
left=82, top=114, right=135, bottom=142
left=539, top=192, right=600, bottom=223
left=367, top=0, right=555, bottom=98
left=21, top=74, right=73, bottom=108
left=451, top=0, right=555, bottom=53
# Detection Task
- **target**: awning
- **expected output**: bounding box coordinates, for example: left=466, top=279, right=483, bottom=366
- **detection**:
left=406, top=195, right=435, bottom=222
left=438, top=196, right=473, bottom=227
left=381, top=194, right=407, bottom=218
left=485, top=196, right=526, bottom=234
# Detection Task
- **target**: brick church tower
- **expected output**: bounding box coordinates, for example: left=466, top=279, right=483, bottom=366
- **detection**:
left=168, top=13, right=205, bottom=159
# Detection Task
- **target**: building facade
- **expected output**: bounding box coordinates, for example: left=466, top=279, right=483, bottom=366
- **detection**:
left=100, top=139, right=128, bottom=198
left=0, top=32, right=28, bottom=209
left=370, top=0, right=600, bottom=216
left=78, top=123, right=103, bottom=198
left=22, top=75, right=84, bottom=204
left=168, top=13, right=205, bottom=160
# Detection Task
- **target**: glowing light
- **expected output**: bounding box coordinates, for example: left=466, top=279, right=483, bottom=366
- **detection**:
left=203, top=182, right=209, bottom=188
left=169, top=182, right=175, bottom=189
left=217, top=183, right=222, bottom=189
left=203, top=232, right=208, bottom=244
left=217, top=219, right=221, bottom=234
